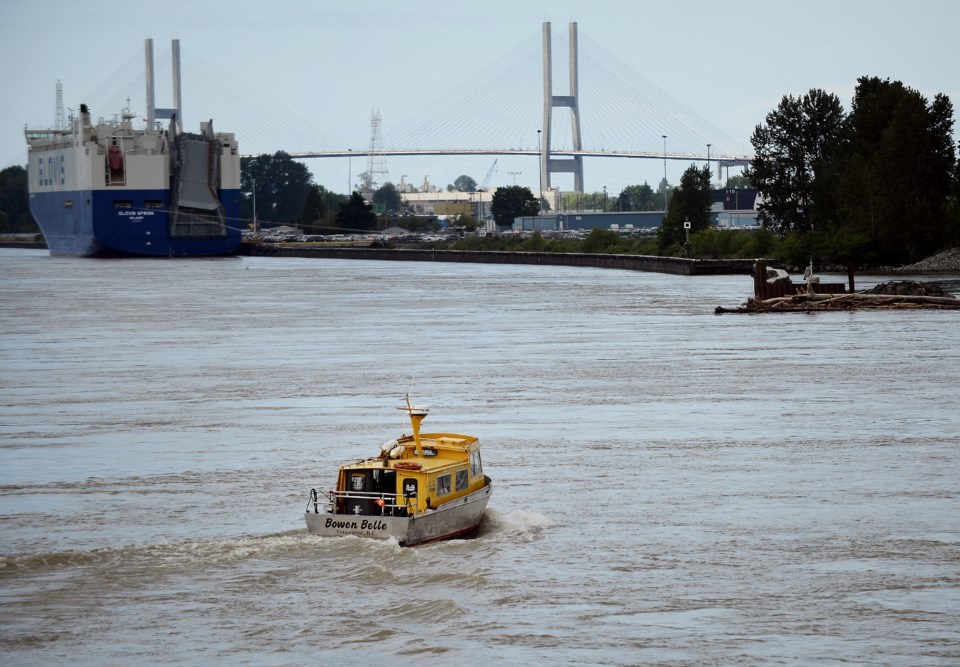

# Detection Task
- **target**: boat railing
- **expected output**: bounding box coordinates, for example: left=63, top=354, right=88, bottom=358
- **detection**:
left=306, top=488, right=412, bottom=515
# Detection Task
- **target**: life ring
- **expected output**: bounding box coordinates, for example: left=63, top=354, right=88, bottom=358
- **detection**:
left=393, top=461, right=422, bottom=471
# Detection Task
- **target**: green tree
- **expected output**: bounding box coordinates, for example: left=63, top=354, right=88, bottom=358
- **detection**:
left=616, top=183, right=655, bottom=211
left=746, top=89, right=846, bottom=235
left=725, top=174, right=753, bottom=189
left=562, top=191, right=604, bottom=211
left=372, top=182, right=401, bottom=214
left=334, top=192, right=377, bottom=230
left=581, top=228, right=622, bottom=253
left=948, top=141, right=960, bottom=248
left=658, top=164, right=712, bottom=251
left=450, top=175, right=477, bottom=192
left=298, top=184, right=332, bottom=232
left=0, top=165, right=36, bottom=233
left=490, top=186, right=539, bottom=227
left=241, top=152, right=314, bottom=226
left=836, top=77, right=956, bottom=263
left=655, top=177, right=672, bottom=211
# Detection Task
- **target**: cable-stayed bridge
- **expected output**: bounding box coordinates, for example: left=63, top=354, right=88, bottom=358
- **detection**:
left=87, top=23, right=752, bottom=193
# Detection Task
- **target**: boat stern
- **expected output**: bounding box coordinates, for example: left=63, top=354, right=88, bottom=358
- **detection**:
left=305, top=511, right=409, bottom=543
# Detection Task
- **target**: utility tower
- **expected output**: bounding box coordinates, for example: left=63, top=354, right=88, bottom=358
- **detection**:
left=54, top=80, right=67, bottom=131
left=541, top=21, right=584, bottom=196
left=364, top=109, right=390, bottom=193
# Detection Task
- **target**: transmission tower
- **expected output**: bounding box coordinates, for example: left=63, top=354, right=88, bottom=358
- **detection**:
left=541, top=22, right=584, bottom=195
left=54, top=80, right=67, bottom=131
left=364, top=109, right=390, bottom=193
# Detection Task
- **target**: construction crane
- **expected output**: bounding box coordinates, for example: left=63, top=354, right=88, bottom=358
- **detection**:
left=479, top=159, right=498, bottom=191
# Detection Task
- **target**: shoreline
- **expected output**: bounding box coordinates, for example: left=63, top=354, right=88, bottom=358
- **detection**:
left=5, top=240, right=960, bottom=277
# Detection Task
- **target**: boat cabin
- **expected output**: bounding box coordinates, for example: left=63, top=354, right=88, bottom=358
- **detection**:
left=333, top=432, right=485, bottom=517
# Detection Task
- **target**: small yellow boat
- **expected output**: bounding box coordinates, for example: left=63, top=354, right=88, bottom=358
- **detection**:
left=304, top=398, right=492, bottom=546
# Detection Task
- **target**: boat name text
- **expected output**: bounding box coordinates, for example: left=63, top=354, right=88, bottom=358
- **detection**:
left=117, top=210, right=156, bottom=221
left=324, top=518, right=388, bottom=531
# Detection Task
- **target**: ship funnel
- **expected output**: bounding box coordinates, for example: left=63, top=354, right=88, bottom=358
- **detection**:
left=79, top=103, right=92, bottom=141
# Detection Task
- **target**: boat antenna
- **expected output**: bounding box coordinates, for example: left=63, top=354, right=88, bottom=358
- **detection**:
left=407, top=358, right=420, bottom=399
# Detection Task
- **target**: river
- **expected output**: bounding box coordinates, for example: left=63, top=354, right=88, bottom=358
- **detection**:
left=1, top=248, right=958, bottom=665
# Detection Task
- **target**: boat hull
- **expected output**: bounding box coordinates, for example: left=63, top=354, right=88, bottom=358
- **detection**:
left=305, top=480, right=492, bottom=546
left=29, top=187, right=242, bottom=257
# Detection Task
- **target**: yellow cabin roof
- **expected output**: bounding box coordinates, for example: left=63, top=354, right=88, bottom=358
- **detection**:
left=341, top=431, right=478, bottom=474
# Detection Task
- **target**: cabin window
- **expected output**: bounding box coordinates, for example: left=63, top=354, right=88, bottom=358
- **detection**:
left=436, top=473, right=452, bottom=497
left=422, top=448, right=438, bottom=457
left=470, top=451, right=483, bottom=478
left=144, top=200, right=163, bottom=209
left=64, top=200, right=73, bottom=208
left=455, top=469, right=469, bottom=492
left=113, top=200, right=133, bottom=208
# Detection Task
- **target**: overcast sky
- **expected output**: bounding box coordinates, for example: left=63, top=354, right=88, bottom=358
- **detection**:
left=2, top=0, right=957, bottom=195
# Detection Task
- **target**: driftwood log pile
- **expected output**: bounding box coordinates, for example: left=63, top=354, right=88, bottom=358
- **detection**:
left=716, top=291, right=960, bottom=314
left=717, top=263, right=960, bottom=314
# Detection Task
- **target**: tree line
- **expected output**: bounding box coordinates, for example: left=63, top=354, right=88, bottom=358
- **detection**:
left=0, top=166, right=32, bottom=233
left=746, top=77, right=959, bottom=266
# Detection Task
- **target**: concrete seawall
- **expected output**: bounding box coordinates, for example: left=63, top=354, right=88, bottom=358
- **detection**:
left=240, top=244, right=756, bottom=276
left=0, top=242, right=47, bottom=249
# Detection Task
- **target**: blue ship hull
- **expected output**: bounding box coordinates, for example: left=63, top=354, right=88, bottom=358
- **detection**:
left=30, top=187, right=242, bottom=257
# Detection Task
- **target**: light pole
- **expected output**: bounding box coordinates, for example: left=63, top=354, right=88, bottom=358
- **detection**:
left=508, top=171, right=521, bottom=186
left=537, top=129, right=543, bottom=215
left=706, top=143, right=712, bottom=187
left=662, top=135, right=668, bottom=214
left=251, top=177, right=257, bottom=235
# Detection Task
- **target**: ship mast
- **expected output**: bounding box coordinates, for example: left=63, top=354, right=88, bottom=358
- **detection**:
left=400, top=396, right=429, bottom=457
left=54, top=80, right=67, bottom=131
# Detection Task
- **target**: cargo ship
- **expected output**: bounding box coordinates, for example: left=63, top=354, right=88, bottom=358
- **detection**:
left=24, top=39, right=242, bottom=257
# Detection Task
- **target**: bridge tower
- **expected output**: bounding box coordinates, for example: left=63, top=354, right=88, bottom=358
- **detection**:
left=542, top=21, right=584, bottom=196
left=145, top=38, right=183, bottom=132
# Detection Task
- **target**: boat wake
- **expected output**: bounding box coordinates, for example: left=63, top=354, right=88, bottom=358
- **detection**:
left=0, top=530, right=317, bottom=577
left=2, top=509, right=553, bottom=579
left=477, top=508, right=553, bottom=543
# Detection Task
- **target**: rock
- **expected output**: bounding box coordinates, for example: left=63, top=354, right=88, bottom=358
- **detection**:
left=864, top=280, right=952, bottom=297
left=898, top=248, right=960, bottom=273
left=764, top=266, right=791, bottom=285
